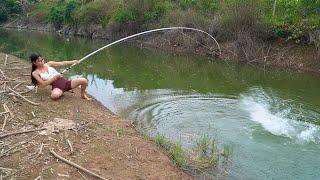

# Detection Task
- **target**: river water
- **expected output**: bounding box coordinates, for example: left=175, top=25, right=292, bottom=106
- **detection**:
left=1, top=28, right=320, bottom=179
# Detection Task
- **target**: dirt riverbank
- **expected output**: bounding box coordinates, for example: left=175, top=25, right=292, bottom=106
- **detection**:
left=0, top=53, right=191, bottom=179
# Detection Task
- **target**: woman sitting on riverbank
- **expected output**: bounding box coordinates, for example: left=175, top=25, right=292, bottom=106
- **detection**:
left=30, top=53, right=91, bottom=100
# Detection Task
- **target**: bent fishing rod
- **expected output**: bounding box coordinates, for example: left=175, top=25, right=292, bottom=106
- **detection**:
left=60, top=27, right=221, bottom=74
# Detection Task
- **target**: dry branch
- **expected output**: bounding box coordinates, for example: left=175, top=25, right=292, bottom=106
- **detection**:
left=66, top=139, right=74, bottom=154
left=0, top=135, right=38, bottom=158
left=0, top=127, right=46, bottom=139
left=8, top=88, right=39, bottom=106
left=0, top=111, right=9, bottom=116
left=4, top=67, right=30, bottom=70
left=3, top=104, right=13, bottom=118
left=6, top=61, right=20, bottom=65
left=13, top=82, right=23, bottom=90
left=50, top=149, right=109, bottom=180
left=38, top=143, right=44, bottom=156
left=1, top=115, right=7, bottom=132
left=4, top=55, right=8, bottom=66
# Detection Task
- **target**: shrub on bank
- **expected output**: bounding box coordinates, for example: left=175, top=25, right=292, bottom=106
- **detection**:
left=0, top=0, right=22, bottom=22
left=264, top=0, right=320, bottom=43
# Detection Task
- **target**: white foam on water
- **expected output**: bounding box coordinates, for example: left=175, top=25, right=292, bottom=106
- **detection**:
left=298, top=126, right=317, bottom=142
left=240, top=89, right=320, bottom=144
left=241, top=96, right=294, bottom=138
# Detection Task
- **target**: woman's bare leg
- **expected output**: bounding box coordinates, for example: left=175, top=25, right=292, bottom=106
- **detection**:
left=71, top=78, right=91, bottom=100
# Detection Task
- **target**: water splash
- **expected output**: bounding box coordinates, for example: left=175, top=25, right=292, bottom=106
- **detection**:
left=240, top=87, right=320, bottom=144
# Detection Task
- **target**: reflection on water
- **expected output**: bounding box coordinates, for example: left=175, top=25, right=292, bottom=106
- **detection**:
left=1, top=28, right=320, bottom=179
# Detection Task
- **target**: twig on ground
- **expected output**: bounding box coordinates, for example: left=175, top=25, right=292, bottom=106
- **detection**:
left=0, top=111, right=9, bottom=116
left=3, top=82, right=6, bottom=91
left=3, top=104, right=13, bottom=118
left=13, top=82, right=23, bottom=90
left=1, top=115, right=7, bottom=132
left=34, top=175, right=42, bottom=180
left=31, top=111, right=36, bottom=118
left=78, top=170, right=88, bottom=180
left=8, top=88, right=33, bottom=96
left=38, top=143, right=44, bottom=156
left=8, top=88, right=39, bottom=106
left=4, top=55, right=8, bottom=66
left=0, top=166, right=16, bottom=172
left=4, top=67, right=30, bottom=70
left=0, top=127, right=46, bottom=139
left=50, top=149, right=110, bottom=180
left=66, top=139, right=74, bottom=154
left=0, top=68, right=10, bottom=80
left=6, top=61, right=20, bottom=65
left=0, top=80, right=24, bottom=83
left=0, top=135, right=38, bottom=158
left=58, top=173, right=70, bottom=178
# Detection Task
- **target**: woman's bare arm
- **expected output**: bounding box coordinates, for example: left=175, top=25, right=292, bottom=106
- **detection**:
left=32, top=71, right=61, bottom=87
left=47, top=60, right=79, bottom=67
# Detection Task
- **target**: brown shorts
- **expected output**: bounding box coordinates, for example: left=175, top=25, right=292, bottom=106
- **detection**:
left=51, top=78, right=72, bottom=92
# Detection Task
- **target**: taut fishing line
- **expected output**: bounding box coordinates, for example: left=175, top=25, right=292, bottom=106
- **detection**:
left=60, top=27, right=221, bottom=74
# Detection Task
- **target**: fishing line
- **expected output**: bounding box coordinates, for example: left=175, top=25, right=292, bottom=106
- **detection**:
left=60, top=27, right=221, bottom=74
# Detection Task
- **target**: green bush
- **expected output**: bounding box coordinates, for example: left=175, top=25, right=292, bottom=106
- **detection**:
left=218, top=0, right=264, bottom=39
left=112, top=0, right=174, bottom=24
left=48, top=6, right=64, bottom=26
left=179, top=0, right=220, bottom=14
left=0, top=0, right=22, bottom=22
left=74, top=2, right=113, bottom=25
left=0, top=7, right=9, bottom=22
left=64, top=0, right=80, bottom=24
left=264, top=0, right=320, bottom=42
left=113, top=8, right=136, bottom=23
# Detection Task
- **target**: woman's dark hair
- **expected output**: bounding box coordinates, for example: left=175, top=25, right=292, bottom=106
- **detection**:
left=30, top=53, right=41, bottom=85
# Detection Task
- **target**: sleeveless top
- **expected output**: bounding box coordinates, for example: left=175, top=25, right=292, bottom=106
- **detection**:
left=38, top=64, right=60, bottom=81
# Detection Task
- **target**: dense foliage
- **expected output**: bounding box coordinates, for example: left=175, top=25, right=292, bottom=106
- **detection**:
left=1, top=0, right=319, bottom=44
left=0, top=0, right=22, bottom=22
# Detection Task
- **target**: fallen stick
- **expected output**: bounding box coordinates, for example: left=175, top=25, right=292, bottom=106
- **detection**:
left=8, top=88, right=39, bottom=106
left=4, top=67, right=30, bottom=70
left=78, top=170, right=88, bottom=180
left=0, top=68, right=8, bottom=80
left=38, top=143, right=44, bottom=156
left=13, top=82, right=23, bottom=90
left=58, top=173, right=69, bottom=178
left=31, top=111, right=36, bottom=118
left=3, top=82, right=6, bottom=91
left=0, top=127, right=46, bottom=139
left=34, top=175, right=41, bottom=180
left=50, top=149, right=109, bottom=180
left=66, top=139, right=74, bottom=154
left=3, top=104, right=13, bottom=118
left=4, top=55, right=8, bottom=66
left=0, top=111, right=9, bottom=116
left=6, top=61, right=20, bottom=65
left=0, top=80, right=25, bottom=83
left=0, top=135, right=38, bottom=158
left=1, top=115, right=7, bottom=131
left=8, top=88, right=33, bottom=96
left=0, top=166, right=17, bottom=172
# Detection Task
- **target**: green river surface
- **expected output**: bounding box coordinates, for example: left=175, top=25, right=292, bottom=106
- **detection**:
left=1, top=28, right=320, bottom=179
